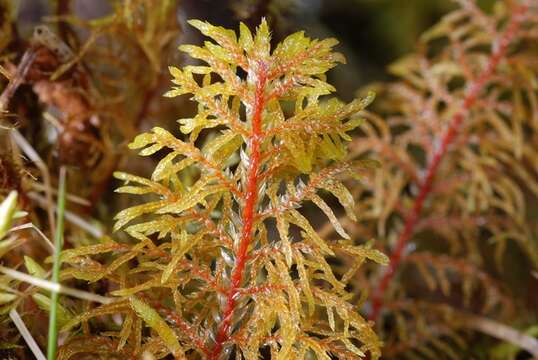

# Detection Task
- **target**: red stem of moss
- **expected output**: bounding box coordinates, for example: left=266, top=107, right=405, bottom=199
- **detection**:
left=369, top=4, right=528, bottom=321
left=209, top=62, right=268, bottom=359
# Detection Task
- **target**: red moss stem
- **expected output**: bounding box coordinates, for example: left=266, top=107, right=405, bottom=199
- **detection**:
left=209, top=62, right=268, bottom=359
left=369, top=3, right=528, bottom=321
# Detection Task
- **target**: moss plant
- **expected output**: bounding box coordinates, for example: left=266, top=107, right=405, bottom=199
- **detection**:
left=55, top=20, right=387, bottom=359
left=335, top=0, right=538, bottom=357
left=1, top=1, right=536, bottom=359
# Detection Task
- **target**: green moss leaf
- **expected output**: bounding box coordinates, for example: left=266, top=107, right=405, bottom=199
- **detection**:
left=129, top=297, right=183, bottom=357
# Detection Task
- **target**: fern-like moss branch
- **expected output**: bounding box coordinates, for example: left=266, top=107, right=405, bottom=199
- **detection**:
left=58, top=19, right=388, bottom=359
left=369, top=1, right=530, bottom=321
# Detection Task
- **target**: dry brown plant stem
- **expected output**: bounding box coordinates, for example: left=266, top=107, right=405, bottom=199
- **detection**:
left=464, top=314, right=538, bottom=356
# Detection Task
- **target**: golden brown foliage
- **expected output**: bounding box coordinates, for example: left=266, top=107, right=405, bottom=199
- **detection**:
left=54, top=19, right=387, bottom=359
left=333, top=0, right=538, bottom=357
left=1, top=1, right=537, bottom=359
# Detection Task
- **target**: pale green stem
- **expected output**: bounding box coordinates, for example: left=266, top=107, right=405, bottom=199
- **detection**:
left=47, top=166, right=66, bottom=360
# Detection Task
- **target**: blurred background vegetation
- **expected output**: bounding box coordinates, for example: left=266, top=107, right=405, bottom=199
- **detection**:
left=11, top=0, right=469, bottom=98
left=3, top=0, right=467, bottom=217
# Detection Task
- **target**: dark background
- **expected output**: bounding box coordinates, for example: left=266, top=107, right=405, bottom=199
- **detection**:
left=13, top=0, right=468, bottom=100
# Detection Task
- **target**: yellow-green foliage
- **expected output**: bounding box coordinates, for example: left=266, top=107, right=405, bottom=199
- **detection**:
left=56, top=19, right=387, bottom=359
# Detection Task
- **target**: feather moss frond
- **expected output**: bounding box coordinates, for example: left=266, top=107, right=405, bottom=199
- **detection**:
left=57, top=19, right=385, bottom=359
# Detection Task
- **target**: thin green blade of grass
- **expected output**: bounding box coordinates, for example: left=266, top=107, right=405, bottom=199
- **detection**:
left=47, top=166, right=66, bottom=360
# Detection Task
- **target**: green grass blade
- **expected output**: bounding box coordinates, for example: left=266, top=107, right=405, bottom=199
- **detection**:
left=47, top=167, right=66, bottom=360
